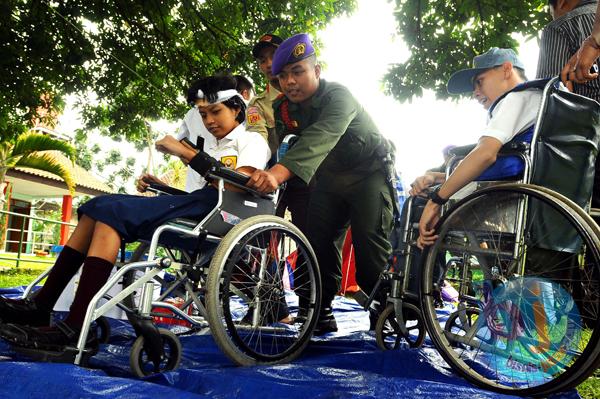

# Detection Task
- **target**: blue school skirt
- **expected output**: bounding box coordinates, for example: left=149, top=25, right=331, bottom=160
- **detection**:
left=77, top=187, right=219, bottom=243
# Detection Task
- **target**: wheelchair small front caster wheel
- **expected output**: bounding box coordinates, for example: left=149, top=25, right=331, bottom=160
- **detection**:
left=375, top=303, right=425, bottom=350
left=93, top=316, right=111, bottom=344
left=444, top=307, right=482, bottom=348
left=129, top=328, right=182, bottom=377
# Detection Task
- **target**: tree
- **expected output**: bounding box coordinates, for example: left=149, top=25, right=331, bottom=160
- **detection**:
left=1, top=0, right=356, bottom=147
left=0, top=132, right=76, bottom=199
left=385, top=0, right=549, bottom=102
left=0, top=132, right=76, bottom=248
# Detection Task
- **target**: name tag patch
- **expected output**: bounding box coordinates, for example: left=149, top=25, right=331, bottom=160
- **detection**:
left=247, top=106, right=261, bottom=126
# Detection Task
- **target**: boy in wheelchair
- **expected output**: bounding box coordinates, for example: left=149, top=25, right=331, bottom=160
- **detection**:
left=0, top=75, right=272, bottom=352
left=409, top=47, right=540, bottom=246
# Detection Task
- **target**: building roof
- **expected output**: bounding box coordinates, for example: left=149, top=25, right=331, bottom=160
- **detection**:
left=6, top=151, right=114, bottom=198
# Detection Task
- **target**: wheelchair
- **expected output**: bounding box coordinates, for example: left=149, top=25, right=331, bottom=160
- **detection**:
left=415, top=77, right=600, bottom=397
left=361, top=193, right=427, bottom=350
left=19, top=151, right=322, bottom=376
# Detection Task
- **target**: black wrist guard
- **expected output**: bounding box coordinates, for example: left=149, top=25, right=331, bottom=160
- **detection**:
left=188, top=151, right=221, bottom=176
left=430, top=187, right=448, bottom=205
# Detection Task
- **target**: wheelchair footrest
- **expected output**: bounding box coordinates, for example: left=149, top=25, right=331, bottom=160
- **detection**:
left=11, top=344, right=97, bottom=366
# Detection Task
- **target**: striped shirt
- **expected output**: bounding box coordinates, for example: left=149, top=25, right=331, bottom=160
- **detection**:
left=536, top=0, right=600, bottom=102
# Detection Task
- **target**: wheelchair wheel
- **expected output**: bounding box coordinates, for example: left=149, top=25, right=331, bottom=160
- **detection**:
left=420, top=183, right=600, bottom=397
left=129, top=328, right=181, bottom=377
left=121, top=242, right=150, bottom=310
left=375, top=302, right=425, bottom=350
left=94, top=316, right=111, bottom=344
left=121, top=242, right=193, bottom=311
left=206, top=214, right=321, bottom=365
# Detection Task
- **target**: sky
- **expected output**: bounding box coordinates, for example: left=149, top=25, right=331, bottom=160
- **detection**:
left=56, top=0, right=542, bottom=192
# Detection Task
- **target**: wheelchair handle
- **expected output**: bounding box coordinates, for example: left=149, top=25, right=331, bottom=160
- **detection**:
left=207, top=166, right=275, bottom=199
left=147, top=183, right=188, bottom=196
left=208, top=165, right=251, bottom=187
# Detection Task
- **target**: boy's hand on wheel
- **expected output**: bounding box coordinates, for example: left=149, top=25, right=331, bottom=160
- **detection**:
left=417, top=201, right=441, bottom=249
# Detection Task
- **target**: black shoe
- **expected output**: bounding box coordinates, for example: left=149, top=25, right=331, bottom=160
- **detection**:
left=294, top=308, right=308, bottom=325
left=241, top=298, right=291, bottom=326
left=0, top=297, right=51, bottom=327
left=0, top=321, right=97, bottom=352
left=368, top=298, right=388, bottom=331
left=313, top=307, right=338, bottom=336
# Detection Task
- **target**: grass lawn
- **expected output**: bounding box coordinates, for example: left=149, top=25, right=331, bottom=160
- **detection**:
left=0, top=253, right=53, bottom=288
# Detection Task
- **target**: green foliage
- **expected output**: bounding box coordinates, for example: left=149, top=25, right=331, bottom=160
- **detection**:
left=386, top=0, right=549, bottom=102
left=0, top=132, right=76, bottom=194
left=2, top=0, right=356, bottom=145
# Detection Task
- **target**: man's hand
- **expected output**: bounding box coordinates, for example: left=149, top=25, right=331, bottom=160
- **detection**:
left=409, top=174, right=437, bottom=196
left=136, top=173, right=164, bottom=193
left=417, top=201, right=441, bottom=249
left=561, top=36, right=600, bottom=89
left=247, top=169, right=281, bottom=193
left=246, top=164, right=294, bottom=194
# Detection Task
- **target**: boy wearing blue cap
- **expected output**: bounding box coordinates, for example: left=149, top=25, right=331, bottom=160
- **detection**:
left=247, top=33, right=395, bottom=334
left=414, top=48, right=542, bottom=248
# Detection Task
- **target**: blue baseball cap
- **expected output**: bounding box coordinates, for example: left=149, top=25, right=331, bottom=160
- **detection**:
left=447, top=47, right=525, bottom=94
left=271, top=33, right=316, bottom=76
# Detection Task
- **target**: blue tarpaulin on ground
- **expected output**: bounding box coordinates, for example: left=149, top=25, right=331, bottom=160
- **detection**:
left=0, top=287, right=581, bottom=399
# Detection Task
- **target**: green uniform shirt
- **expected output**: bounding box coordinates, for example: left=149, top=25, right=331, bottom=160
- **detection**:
left=246, top=84, right=281, bottom=154
left=274, top=79, right=388, bottom=186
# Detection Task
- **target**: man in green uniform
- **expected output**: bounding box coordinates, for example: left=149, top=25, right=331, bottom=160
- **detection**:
left=248, top=33, right=313, bottom=235
left=247, top=33, right=395, bottom=334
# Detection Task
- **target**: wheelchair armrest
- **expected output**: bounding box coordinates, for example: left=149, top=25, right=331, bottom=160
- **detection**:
left=206, top=166, right=275, bottom=200
left=449, top=141, right=530, bottom=159
left=147, top=183, right=188, bottom=196
left=499, top=141, right=530, bottom=153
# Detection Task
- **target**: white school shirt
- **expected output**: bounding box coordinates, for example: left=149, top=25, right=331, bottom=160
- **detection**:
left=187, top=123, right=271, bottom=190
left=176, top=107, right=213, bottom=192
left=481, top=90, right=543, bottom=144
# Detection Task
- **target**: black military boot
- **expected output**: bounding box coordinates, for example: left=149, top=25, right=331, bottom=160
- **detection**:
left=313, top=307, right=338, bottom=335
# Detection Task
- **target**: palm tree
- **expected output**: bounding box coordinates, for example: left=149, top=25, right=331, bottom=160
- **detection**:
left=0, top=131, right=77, bottom=204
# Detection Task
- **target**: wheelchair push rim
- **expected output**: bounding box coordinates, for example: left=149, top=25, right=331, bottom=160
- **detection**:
left=420, top=183, right=600, bottom=397
left=206, top=214, right=321, bottom=366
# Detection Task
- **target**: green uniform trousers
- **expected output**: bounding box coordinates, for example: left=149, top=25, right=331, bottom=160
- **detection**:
left=307, top=170, right=394, bottom=308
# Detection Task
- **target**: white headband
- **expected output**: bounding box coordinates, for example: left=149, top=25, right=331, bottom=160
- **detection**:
left=196, top=89, right=243, bottom=104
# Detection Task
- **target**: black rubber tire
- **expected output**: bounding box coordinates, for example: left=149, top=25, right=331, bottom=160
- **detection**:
left=375, top=302, right=425, bottom=350
left=120, top=242, right=150, bottom=310
left=206, top=214, right=321, bottom=366
left=129, top=327, right=182, bottom=377
left=420, top=183, right=600, bottom=397
left=94, top=316, right=111, bottom=344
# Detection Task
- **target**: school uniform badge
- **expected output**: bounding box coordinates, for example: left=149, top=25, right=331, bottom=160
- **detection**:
left=221, top=156, right=237, bottom=169
left=247, top=106, right=261, bottom=126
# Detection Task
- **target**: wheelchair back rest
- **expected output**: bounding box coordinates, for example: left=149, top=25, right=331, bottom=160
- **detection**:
left=202, top=189, right=276, bottom=236
left=530, top=77, right=600, bottom=209
left=266, top=134, right=299, bottom=168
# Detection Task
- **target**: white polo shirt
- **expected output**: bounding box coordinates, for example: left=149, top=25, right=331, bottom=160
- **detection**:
left=481, top=90, right=543, bottom=144
left=188, top=123, right=271, bottom=190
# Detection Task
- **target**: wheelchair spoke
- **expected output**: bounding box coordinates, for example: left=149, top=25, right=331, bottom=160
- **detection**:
left=206, top=215, right=321, bottom=365
left=421, top=185, right=600, bottom=396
